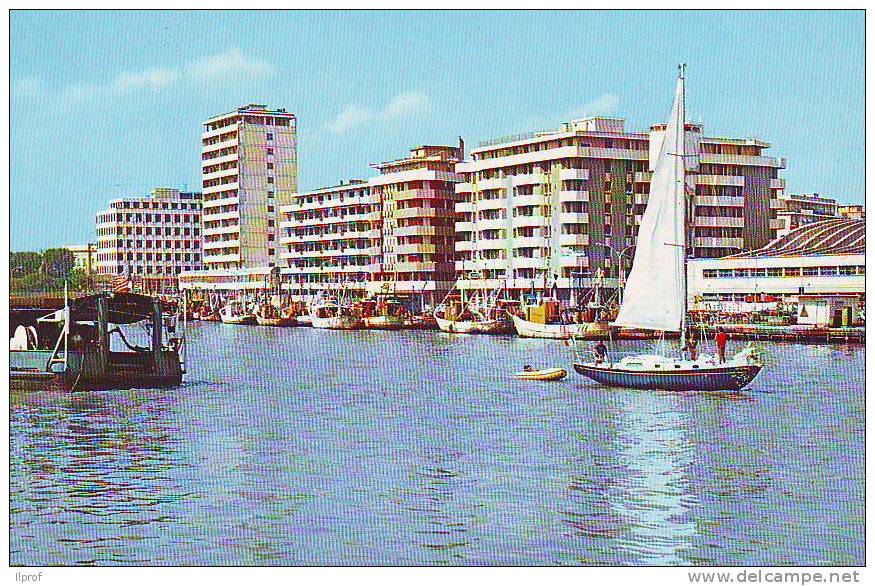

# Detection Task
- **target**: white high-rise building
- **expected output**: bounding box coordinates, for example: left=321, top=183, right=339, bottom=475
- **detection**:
left=181, top=104, right=297, bottom=291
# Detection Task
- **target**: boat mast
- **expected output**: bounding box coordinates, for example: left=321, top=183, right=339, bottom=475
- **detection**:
left=679, top=63, right=689, bottom=347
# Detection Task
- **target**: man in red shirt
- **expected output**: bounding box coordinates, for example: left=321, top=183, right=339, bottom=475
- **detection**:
left=716, top=327, right=728, bottom=363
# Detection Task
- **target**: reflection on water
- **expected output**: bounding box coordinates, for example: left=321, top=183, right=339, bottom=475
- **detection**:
left=10, top=326, right=865, bottom=566
left=609, top=392, right=697, bottom=565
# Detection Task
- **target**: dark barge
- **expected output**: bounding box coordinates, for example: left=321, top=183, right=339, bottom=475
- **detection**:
left=10, top=291, right=185, bottom=392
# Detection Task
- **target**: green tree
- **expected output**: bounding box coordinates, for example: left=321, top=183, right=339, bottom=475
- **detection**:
left=10, top=251, right=42, bottom=276
left=40, top=248, right=75, bottom=279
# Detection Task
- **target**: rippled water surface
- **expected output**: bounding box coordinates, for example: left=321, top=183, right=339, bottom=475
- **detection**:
left=10, top=324, right=865, bottom=565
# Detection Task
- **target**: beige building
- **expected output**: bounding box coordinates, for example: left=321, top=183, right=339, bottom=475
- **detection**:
left=181, top=104, right=297, bottom=291
left=367, top=145, right=463, bottom=300
left=454, top=117, right=786, bottom=298
left=95, top=188, right=203, bottom=293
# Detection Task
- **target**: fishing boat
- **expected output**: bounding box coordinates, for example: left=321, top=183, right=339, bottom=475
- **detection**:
left=512, top=367, right=568, bottom=381
left=220, top=298, right=255, bottom=325
left=434, top=280, right=515, bottom=335
left=10, top=290, right=185, bottom=392
left=359, top=295, right=408, bottom=331
left=573, top=66, right=763, bottom=392
left=512, top=268, right=614, bottom=340
left=309, top=300, right=363, bottom=330
left=254, top=304, right=297, bottom=327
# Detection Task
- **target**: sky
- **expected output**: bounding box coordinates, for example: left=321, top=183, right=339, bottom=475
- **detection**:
left=10, top=10, right=865, bottom=251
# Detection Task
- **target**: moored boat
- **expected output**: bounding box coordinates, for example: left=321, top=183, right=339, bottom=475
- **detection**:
left=10, top=291, right=185, bottom=392
left=220, top=299, right=255, bottom=325
left=309, top=301, right=363, bottom=330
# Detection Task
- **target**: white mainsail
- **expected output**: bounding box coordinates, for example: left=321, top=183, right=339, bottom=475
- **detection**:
left=612, top=69, right=687, bottom=332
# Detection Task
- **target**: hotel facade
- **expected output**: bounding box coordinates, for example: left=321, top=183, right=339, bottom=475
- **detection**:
left=278, top=145, right=463, bottom=302
left=95, top=187, right=203, bottom=293
left=454, top=117, right=786, bottom=298
left=180, top=104, right=297, bottom=291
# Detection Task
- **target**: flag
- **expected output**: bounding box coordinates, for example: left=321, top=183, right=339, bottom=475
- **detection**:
left=112, top=274, right=132, bottom=293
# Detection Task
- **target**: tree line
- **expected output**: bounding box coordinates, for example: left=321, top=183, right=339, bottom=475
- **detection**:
left=10, top=249, right=95, bottom=293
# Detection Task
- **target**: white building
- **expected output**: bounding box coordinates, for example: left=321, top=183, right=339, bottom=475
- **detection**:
left=95, top=188, right=203, bottom=293
left=454, top=116, right=786, bottom=299
left=775, top=192, right=838, bottom=237
left=181, top=104, right=297, bottom=291
left=279, top=180, right=380, bottom=299
left=688, top=218, right=864, bottom=313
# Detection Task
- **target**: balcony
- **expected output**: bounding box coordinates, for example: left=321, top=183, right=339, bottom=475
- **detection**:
left=456, top=201, right=475, bottom=213
left=559, top=234, right=590, bottom=246
left=557, top=190, right=589, bottom=202
left=695, top=195, right=745, bottom=207
left=512, top=215, right=548, bottom=228
left=694, top=236, right=744, bottom=249
left=559, top=212, right=589, bottom=224
left=395, top=206, right=438, bottom=219
left=202, top=195, right=239, bottom=210
left=697, top=174, right=745, bottom=187
left=393, top=225, right=437, bottom=237
left=512, top=256, right=549, bottom=269
left=203, top=224, right=240, bottom=236
left=202, top=238, right=240, bottom=251
left=558, top=168, right=589, bottom=181
left=512, top=236, right=547, bottom=249
left=511, top=173, right=545, bottom=187
left=476, top=217, right=509, bottom=231
left=455, top=221, right=475, bottom=232
left=475, top=197, right=510, bottom=210
left=699, top=153, right=786, bottom=168
left=513, top=194, right=547, bottom=207
left=393, top=261, right=437, bottom=273
left=634, top=171, right=653, bottom=183
left=476, top=239, right=507, bottom=251
left=455, top=240, right=475, bottom=252
left=203, top=181, right=239, bottom=196
left=770, top=178, right=786, bottom=190
left=695, top=216, right=744, bottom=228
left=396, top=244, right=437, bottom=255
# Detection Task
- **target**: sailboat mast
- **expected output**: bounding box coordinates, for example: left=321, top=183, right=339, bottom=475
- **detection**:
left=679, top=63, right=689, bottom=345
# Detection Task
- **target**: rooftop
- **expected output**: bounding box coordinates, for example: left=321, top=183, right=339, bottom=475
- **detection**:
left=730, top=218, right=865, bottom=259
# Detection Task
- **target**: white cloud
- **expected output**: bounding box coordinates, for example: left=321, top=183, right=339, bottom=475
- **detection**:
left=48, top=47, right=273, bottom=102
left=326, top=104, right=373, bottom=135
left=565, top=93, right=620, bottom=120
left=326, top=91, right=431, bottom=135
left=381, top=91, right=431, bottom=120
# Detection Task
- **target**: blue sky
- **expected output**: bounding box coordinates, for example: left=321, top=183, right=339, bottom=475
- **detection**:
left=10, top=10, right=864, bottom=250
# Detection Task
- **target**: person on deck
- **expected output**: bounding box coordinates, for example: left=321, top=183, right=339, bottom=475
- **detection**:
left=686, top=335, right=699, bottom=361
left=594, top=340, right=608, bottom=364
left=716, top=327, right=728, bottom=363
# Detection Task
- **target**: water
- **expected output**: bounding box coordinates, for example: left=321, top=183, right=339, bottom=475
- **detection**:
left=10, top=324, right=865, bottom=566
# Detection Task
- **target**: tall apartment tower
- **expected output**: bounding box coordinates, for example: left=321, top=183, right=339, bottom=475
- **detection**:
left=201, top=104, right=297, bottom=271
left=368, top=144, right=463, bottom=301
left=455, top=117, right=785, bottom=299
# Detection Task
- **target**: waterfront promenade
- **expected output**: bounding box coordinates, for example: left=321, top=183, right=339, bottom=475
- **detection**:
left=10, top=323, right=865, bottom=565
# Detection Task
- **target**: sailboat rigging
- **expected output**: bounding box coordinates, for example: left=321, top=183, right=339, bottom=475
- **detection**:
left=572, top=65, right=763, bottom=392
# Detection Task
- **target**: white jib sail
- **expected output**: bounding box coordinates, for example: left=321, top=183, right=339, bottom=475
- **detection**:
left=612, top=70, right=687, bottom=332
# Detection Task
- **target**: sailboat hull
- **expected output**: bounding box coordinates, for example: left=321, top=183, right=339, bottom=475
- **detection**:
left=573, top=362, right=761, bottom=392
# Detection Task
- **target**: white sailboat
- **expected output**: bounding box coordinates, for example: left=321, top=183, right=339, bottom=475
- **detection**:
left=573, top=65, right=763, bottom=392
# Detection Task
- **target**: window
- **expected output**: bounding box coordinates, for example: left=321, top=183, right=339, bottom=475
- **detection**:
left=267, top=162, right=274, bottom=170
left=266, top=133, right=273, bottom=140
left=267, top=176, right=274, bottom=184
left=767, top=267, right=783, bottom=277
left=267, top=148, right=274, bottom=155
left=802, top=267, right=818, bottom=276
